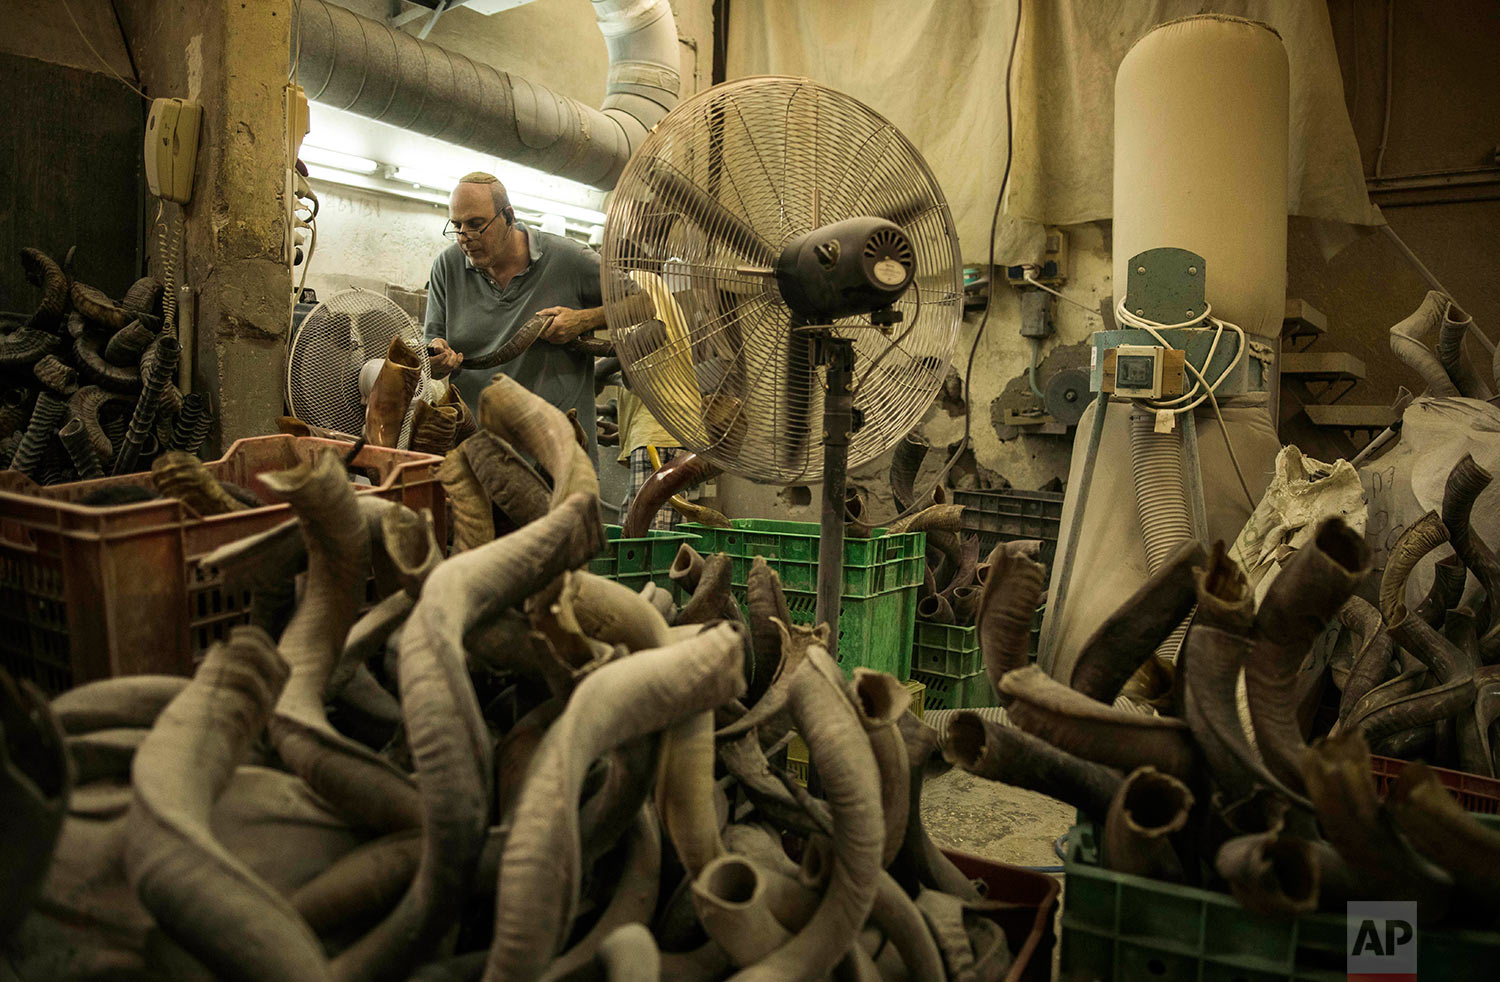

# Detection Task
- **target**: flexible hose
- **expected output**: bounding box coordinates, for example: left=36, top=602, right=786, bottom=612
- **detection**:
left=1128, top=411, right=1193, bottom=572
left=1129, top=410, right=1194, bottom=664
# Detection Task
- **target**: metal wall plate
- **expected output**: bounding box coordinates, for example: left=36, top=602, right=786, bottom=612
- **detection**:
left=1122, top=248, right=1208, bottom=325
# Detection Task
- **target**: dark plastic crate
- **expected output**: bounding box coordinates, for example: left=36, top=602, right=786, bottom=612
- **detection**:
left=0, top=436, right=444, bottom=693
left=588, top=525, right=699, bottom=595
left=680, top=519, right=925, bottom=598
left=1370, top=754, right=1500, bottom=815
left=954, top=489, right=1065, bottom=566
left=911, top=669, right=995, bottom=710
left=912, top=621, right=982, bottom=677
left=1060, top=817, right=1500, bottom=981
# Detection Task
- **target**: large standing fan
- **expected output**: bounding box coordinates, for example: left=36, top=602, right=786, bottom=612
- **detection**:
left=285, top=289, right=431, bottom=443
left=603, top=76, right=963, bottom=652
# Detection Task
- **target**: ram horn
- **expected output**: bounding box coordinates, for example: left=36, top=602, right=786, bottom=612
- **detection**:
left=886, top=502, right=965, bottom=537
left=20, top=247, right=67, bottom=331
left=1214, top=832, right=1321, bottom=915
left=407, top=399, right=458, bottom=456
left=1387, top=760, right=1500, bottom=907
left=1337, top=596, right=1397, bottom=719
left=1001, top=665, right=1197, bottom=781
left=889, top=431, right=928, bottom=511
left=1388, top=291, right=1461, bottom=397
left=32, top=353, right=79, bottom=395
left=460, top=431, right=550, bottom=529
left=1441, top=454, right=1500, bottom=648
left=1, top=668, right=71, bottom=941
left=977, top=545, right=1047, bottom=694
left=1101, top=766, right=1193, bottom=880
left=478, top=374, right=601, bottom=520
left=1414, top=555, right=1468, bottom=629
left=622, top=450, right=720, bottom=539
left=848, top=668, right=913, bottom=867
left=1380, top=513, right=1475, bottom=682
left=361, top=336, right=421, bottom=449
left=690, top=854, right=793, bottom=966
left=541, top=807, right=662, bottom=981
left=438, top=448, right=495, bottom=553
left=258, top=451, right=422, bottom=835
left=1300, top=730, right=1452, bottom=919
left=103, top=319, right=157, bottom=367
left=151, top=451, right=246, bottom=515
left=123, top=627, right=332, bottom=980
left=486, top=623, right=745, bottom=982
left=338, top=493, right=602, bottom=982
left=1247, top=520, right=1369, bottom=791
left=889, top=713, right=981, bottom=901
left=671, top=542, right=707, bottom=595
left=729, top=637, right=884, bottom=982
left=942, top=710, right=1121, bottom=823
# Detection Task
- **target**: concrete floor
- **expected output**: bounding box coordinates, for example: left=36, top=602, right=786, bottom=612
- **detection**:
left=921, top=763, right=1076, bottom=867
left=920, top=762, right=1076, bottom=980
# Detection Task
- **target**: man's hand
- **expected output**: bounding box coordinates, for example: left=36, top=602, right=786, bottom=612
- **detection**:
left=428, top=337, right=464, bottom=377
left=537, top=306, right=606, bottom=345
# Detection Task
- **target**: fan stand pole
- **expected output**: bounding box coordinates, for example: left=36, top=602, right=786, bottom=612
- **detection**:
left=815, top=336, right=856, bottom=663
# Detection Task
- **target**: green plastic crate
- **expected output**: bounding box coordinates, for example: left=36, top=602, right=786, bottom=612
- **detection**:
left=912, top=621, right=982, bottom=677
left=588, top=525, right=699, bottom=595
left=739, top=585, right=916, bottom=679
left=911, top=669, right=995, bottom=710
left=680, top=519, right=925, bottom=598
left=1060, top=818, right=1500, bottom=981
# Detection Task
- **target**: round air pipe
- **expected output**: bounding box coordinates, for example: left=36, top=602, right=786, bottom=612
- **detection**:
left=296, top=0, right=680, bottom=190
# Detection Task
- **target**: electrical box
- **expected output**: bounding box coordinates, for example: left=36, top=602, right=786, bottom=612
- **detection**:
left=1005, top=227, right=1069, bottom=286
left=1100, top=344, right=1188, bottom=399
left=144, top=98, right=202, bottom=204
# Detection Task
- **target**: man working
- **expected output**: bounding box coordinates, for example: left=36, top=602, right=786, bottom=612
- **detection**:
left=425, top=172, right=605, bottom=456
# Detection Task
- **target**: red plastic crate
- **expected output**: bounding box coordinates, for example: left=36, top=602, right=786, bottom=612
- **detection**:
left=0, top=436, right=444, bottom=692
left=1370, top=754, right=1500, bottom=815
left=943, top=847, right=1061, bottom=982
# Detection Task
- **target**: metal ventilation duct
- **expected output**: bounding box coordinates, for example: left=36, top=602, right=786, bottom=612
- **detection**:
left=297, top=0, right=681, bottom=190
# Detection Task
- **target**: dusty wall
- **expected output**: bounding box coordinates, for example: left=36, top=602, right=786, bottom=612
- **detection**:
left=721, top=2, right=1500, bottom=522
left=112, top=0, right=293, bottom=448
left=1296, top=0, right=1499, bottom=408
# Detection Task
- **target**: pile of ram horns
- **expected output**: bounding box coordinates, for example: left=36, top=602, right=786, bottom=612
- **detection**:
left=1, top=247, right=212, bottom=484
left=942, top=451, right=1500, bottom=925
left=2, top=375, right=1026, bottom=982
left=882, top=433, right=994, bottom=630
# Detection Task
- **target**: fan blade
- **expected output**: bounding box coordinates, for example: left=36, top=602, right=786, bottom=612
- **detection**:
left=642, top=161, right=777, bottom=266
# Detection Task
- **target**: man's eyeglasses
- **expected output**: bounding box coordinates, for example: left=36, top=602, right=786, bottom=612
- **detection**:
left=443, top=214, right=501, bottom=240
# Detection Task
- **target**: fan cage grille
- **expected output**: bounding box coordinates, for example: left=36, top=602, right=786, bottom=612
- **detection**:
left=286, top=289, right=430, bottom=440
left=603, top=76, right=963, bottom=485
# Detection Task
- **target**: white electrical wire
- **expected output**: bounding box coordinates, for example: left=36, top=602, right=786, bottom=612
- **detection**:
left=1113, top=300, right=1247, bottom=416
left=1114, top=300, right=1255, bottom=507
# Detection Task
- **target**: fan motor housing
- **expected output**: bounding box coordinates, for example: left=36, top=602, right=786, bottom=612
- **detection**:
left=775, top=217, right=915, bottom=322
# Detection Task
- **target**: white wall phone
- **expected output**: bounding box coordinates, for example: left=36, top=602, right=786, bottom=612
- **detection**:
left=145, top=98, right=202, bottom=204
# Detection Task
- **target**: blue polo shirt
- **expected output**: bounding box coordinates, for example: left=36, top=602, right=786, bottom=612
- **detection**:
left=424, top=224, right=602, bottom=459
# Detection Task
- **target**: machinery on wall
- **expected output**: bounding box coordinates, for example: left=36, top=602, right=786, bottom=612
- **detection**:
left=601, top=76, right=964, bottom=652
left=1041, top=247, right=1276, bottom=667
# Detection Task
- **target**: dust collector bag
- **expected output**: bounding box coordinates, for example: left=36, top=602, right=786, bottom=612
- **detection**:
left=1041, top=15, right=1289, bottom=681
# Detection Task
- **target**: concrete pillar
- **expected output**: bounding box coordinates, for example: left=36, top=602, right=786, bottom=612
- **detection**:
left=118, top=0, right=293, bottom=450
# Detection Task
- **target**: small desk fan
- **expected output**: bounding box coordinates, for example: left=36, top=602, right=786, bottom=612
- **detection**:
left=285, top=288, right=431, bottom=444
left=602, top=76, right=963, bottom=653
